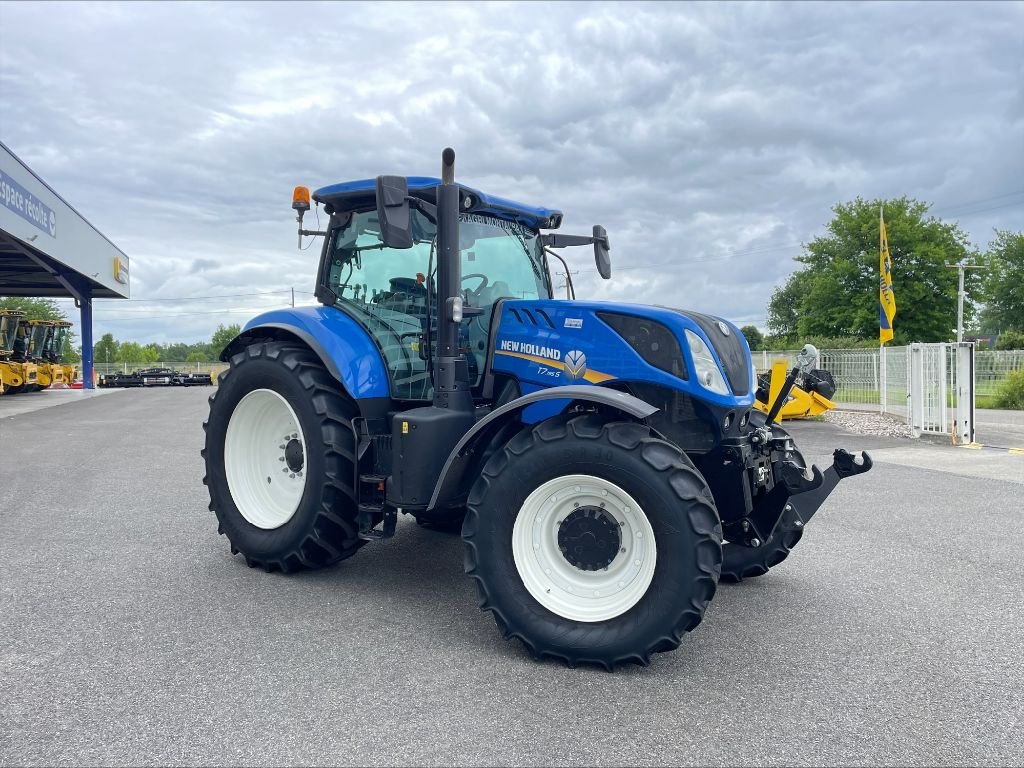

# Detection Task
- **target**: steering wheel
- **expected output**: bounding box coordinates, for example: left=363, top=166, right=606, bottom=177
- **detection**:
left=462, top=273, right=489, bottom=302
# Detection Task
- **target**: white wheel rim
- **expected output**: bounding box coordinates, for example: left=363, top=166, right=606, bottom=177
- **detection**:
left=512, top=474, right=657, bottom=623
left=224, top=389, right=308, bottom=529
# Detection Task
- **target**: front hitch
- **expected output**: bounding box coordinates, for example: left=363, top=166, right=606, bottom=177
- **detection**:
left=785, top=448, right=872, bottom=526
left=724, top=448, right=872, bottom=547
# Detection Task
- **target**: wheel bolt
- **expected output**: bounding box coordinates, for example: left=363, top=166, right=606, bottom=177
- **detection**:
left=573, top=502, right=579, bottom=507
left=751, top=538, right=762, bottom=547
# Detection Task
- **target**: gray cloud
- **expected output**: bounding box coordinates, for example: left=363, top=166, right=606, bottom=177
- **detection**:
left=1, top=0, right=1021, bottom=344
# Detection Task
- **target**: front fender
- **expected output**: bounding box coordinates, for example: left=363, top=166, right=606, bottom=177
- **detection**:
left=428, top=385, right=658, bottom=510
left=220, top=307, right=390, bottom=400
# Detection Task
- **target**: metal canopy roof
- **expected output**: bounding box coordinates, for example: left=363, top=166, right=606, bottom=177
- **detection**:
left=1, top=140, right=129, bottom=301
left=0, top=230, right=126, bottom=298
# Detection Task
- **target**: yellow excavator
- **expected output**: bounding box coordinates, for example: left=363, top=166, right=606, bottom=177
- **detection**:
left=0, top=310, right=38, bottom=395
left=754, top=344, right=837, bottom=421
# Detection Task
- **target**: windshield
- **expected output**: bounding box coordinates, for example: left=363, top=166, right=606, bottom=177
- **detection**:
left=325, top=208, right=552, bottom=399
left=1, top=315, right=19, bottom=352
left=29, top=325, right=49, bottom=359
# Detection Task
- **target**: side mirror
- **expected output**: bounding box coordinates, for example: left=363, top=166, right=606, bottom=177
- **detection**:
left=375, top=175, right=414, bottom=249
left=593, top=224, right=611, bottom=279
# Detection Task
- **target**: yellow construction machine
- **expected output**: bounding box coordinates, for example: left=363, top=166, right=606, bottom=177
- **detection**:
left=25, top=319, right=67, bottom=390
left=0, top=310, right=38, bottom=395
left=53, top=321, right=78, bottom=385
left=754, top=344, right=837, bottom=420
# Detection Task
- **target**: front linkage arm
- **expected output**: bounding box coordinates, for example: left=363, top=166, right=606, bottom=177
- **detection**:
left=727, top=448, right=873, bottom=548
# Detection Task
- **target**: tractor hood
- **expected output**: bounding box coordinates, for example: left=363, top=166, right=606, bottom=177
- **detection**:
left=492, top=299, right=756, bottom=408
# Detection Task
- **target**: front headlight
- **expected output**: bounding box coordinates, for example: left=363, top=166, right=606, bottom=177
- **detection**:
left=685, top=329, right=730, bottom=395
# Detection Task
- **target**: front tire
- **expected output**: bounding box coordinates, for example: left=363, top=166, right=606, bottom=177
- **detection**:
left=463, top=414, right=722, bottom=668
left=202, top=342, right=364, bottom=572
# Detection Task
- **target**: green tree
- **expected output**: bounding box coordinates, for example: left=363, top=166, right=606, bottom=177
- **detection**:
left=186, top=350, right=210, bottom=363
left=210, top=324, right=242, bottom=354
left=164, top=342, right=191, bottom=360
left=116, top=341, right=146, bottom=364
left=0, top=296, right=66, bottom=321
left=740, top=325, right=764, bottom=351
left=980, top=230, right=1024, bottom=333
left=768, top=197, right=979, bottom=344
left=766, top=270, right=812, bottom=339
left=94, top=333, right=119, bottom=365
left=995, top=330, right=1024, bottom=350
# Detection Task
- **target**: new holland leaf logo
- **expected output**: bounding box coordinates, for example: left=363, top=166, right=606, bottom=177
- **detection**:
left=564, top=349, right=587, bottom=381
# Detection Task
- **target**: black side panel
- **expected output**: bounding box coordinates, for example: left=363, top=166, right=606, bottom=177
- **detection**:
left=596, top=312, right=688, bottom=380
left=676, top=310, right=751, bottom=396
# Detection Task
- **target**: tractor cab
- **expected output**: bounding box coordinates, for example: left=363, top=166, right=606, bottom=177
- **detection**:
left=0, top=310, right=21, bottom=356
left=308, top=178, right=570, bottom=400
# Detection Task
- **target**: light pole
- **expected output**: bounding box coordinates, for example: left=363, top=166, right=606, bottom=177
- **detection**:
left=945, top=260, right=986, bottom=343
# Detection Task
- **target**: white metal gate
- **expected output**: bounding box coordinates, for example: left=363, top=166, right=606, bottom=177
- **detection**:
left=909, top=342, right=975, bottom=443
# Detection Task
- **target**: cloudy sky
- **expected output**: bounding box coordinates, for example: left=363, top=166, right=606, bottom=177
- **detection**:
left=1, top=1, right=1022, bottom=345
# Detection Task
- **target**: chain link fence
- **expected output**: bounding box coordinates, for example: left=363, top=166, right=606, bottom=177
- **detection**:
left=756, top=346, right=1024, bottom=412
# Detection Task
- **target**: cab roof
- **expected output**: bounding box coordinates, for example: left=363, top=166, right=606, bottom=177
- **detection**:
left=313, top=177, right=562, bottom=231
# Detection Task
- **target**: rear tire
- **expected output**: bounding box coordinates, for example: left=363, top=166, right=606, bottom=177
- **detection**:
left=202, top=342, right=364, bottom=572
left=463, top=413, right=722, bottom=669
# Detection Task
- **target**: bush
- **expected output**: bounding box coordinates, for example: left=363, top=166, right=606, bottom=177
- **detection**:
left=995, top=330, right=1024, bottom=350
left=994, top=368, right=1024, bottom=410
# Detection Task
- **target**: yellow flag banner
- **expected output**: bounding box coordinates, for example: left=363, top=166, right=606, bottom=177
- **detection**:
left=879, top=210, right=896, bottom=344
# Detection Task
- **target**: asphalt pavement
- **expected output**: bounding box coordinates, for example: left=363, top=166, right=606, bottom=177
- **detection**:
left=1, top=388, right=1022, bottom=767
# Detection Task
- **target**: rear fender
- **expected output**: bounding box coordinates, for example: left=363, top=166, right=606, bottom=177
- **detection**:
left=428, top=385, right=658, bottom=510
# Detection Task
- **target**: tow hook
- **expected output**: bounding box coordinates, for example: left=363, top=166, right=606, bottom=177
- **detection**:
left=782, top=449, right=873, bottom=531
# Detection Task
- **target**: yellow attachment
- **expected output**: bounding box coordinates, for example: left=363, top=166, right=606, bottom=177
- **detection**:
left=753, top=359, right=837, bottom=421
left=292, top=185, right=311, bottom=211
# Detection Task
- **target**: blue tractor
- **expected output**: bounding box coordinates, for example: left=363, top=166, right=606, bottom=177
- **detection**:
left=203, top=149, right=871, bottom=668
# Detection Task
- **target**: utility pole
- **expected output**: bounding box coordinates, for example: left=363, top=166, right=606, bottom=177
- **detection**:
left=290, top=287, right=295, bottom=307
left=945, top=261, right=986, bottom=342
left=555, top=270, right=579, bottom=300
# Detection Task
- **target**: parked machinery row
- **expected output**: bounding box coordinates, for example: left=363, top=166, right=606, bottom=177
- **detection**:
left=0, top=311, right=77, bottom=395
left=98, top=367, right=213, bottom=388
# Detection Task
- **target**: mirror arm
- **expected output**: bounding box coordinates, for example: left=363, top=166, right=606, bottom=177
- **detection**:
left=541, top=233, right=596, bottom=249
left=544, top=247, right=576, bottom=300
left=408, top=197, right=438, bottom=224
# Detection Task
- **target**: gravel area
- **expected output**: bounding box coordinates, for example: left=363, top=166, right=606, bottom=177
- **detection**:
left=824, top=408, right=913, bottom=438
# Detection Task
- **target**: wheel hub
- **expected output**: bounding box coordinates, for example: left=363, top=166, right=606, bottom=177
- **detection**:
left=284, top=437, right=304, bottom=473
left=557, top=507, right=621, bottom=571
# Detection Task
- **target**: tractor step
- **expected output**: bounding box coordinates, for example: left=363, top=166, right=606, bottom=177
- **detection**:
left=356, top=473, right=395, bottom=540
left=357, top=503, right=396, bottom=540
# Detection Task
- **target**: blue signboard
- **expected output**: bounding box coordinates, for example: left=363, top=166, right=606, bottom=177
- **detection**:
left=0, top=168, right=56, bottom=238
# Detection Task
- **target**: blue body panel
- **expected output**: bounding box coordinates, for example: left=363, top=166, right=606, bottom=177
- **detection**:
left=242, top=306, right=390, bottom=400
left=491, top=300, right=754, bottom=423
left=313, top=177, right=561, bottom=231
